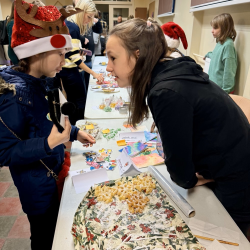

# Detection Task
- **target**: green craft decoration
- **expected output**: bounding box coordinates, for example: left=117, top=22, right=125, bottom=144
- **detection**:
left=102, top=128, right=121, bottom=140
left=103, top=106, right=112, bottom=112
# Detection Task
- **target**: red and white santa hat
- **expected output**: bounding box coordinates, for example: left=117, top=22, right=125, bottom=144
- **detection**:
left=12, top=0, right=77, bottom=59
left=161, top=22, right=188, bottom=50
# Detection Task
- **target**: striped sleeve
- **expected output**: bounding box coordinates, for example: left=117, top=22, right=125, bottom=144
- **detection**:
left=64, top=39, right=83, bottom=68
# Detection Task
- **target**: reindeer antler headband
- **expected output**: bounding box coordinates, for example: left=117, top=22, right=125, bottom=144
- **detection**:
left=15, top=0, right=83, bottom=38
left=12, top=0, right=85, bottom=59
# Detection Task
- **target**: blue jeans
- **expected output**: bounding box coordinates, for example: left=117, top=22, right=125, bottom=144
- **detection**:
left=80, top=61, right=92, bottom=93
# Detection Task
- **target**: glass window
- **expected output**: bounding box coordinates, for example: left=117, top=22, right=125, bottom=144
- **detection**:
left=113, top=8, right=129, bottom=18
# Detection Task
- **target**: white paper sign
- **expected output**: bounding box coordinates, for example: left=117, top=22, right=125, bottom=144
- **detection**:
left=119, top=131, right=146, bottom=143
left=116, top=149, right=141, bottom=176
left=58, top=89, right=68, bottom=129
left=204, top=57, right=211, bottom=74
left=71, top=168, right=109, bottom=194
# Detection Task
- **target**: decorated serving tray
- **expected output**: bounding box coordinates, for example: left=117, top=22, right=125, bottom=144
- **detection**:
left=71, top=173, right=205, bottom=250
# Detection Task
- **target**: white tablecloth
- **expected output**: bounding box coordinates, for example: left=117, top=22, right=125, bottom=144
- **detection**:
left=52, top=118, right=250, bottom=250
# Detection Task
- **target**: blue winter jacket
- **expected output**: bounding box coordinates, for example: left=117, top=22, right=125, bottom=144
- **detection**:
left=0, top=67, right=79, bottom=215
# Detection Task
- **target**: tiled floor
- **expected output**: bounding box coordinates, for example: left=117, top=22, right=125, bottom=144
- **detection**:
left=0, top=167, right=31, bottom=250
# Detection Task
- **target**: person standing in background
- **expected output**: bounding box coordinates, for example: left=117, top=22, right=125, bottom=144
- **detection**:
left=6, top=2, right=19, bottom=65
left=80, top=15, right=102, bottom=92
left=204, top=13, right=237, bottom=94
left=117, top=15, right=123, bottom=24
left=114, top=15, right=122, bottom=26
left=98, top=10, right=108, bottom=56
left=57, top=0, right=103, bottom=125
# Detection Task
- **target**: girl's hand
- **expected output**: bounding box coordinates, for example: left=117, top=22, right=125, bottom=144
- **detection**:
left=195, top=173, right=214, bottom=186
left=48, top=117, right=71, bottom=149
left=93, top=73, right=104, bottom=84
left=85, top=38, right=89, bottom=45
left=77, top=130, right=96, bottom=147
left=94, top=18, right=99, bottom=23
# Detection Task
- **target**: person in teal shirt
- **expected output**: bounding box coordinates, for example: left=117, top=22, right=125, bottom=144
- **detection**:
left=6, top=2, right=19, bottom=65
left=204, top=13, right=237, bottom=94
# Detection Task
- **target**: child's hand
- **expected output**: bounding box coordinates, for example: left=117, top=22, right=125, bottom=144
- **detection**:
left=77, top=131, right=96, bottom=147
left=93, top=73, right=104, bottom=84
left=47, top=117, right=71, bottom=149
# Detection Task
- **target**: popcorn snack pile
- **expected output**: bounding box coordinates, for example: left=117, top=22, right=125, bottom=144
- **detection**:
left=94, top=174, right=156, bottom=214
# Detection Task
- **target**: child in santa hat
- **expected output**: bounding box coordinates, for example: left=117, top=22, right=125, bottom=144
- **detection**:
left=161, top=21, right=188, bottom=58
left=0, top=1, right=95, bottom=249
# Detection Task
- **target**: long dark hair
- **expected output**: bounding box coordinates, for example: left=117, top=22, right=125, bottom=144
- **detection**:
left=211, top=13, right=237, bottom=44
left=109, top=19, right=168, bottom=127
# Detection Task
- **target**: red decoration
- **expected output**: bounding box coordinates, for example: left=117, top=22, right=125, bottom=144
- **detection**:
left=50, top=34, right=66, bottom=48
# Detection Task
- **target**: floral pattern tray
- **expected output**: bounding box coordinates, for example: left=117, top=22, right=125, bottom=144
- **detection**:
left=71, top=173, right=205, bottom=250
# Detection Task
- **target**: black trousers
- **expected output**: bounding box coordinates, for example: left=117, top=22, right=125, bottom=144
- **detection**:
left=27, top=201, right=59, bottom=250
left=57, top=67, right=87, bottom=125
left=207, top=182, right=250, bottom=240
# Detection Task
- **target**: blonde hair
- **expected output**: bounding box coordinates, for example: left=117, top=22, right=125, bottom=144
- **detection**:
left=211, top=13, right=237, bottom=44
left=71, top=0, right=97, bottom=35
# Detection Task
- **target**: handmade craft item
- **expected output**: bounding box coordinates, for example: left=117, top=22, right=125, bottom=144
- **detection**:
left=82, top=149, right=114, bottom=171
left=131, top=153, right=164, bottom=168
left=102, top=128, right=121, bottom=140
left=76, top=121, right=101, bottom=139
left=71, top=173, right=205, bottom=250
left=99, top=96, right=125, bottom=112
left=123, top=142, right=147, bottom=157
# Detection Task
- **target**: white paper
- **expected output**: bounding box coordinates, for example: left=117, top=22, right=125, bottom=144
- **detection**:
left=58, top=89, right=68, bottom=129
left=189, top=218, right=240, bottom=250
left=119, top=131, right=146, bottom=143
left=204, top=57, right=211, bottom=74
left=116, top=149, right=141, bottom=176
left=71, top=168, right=108, bottom=194
left=92, top=106, right=99, bottom=110
left=207, top=240, right=228, bottom=250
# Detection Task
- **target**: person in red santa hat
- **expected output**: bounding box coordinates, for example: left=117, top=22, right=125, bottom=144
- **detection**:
left=161, top=21, right=188, bottom=58
left=0, top=1, right=95, bottom=249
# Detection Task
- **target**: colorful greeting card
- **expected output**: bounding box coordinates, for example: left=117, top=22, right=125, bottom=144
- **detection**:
left=131, top=153, right=164, bottom=168
left=123, top=142, right=147, bottom=157
left=144, top=131, right=157, bottom=142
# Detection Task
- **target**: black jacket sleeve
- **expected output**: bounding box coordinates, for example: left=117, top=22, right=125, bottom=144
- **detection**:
left=149, top=87, right=198, bottom=189
left=92, top=20, right=103, bottom=34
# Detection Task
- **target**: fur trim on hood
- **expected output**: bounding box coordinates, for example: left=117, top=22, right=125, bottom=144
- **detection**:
left=0, top=77, right=16, bottom=95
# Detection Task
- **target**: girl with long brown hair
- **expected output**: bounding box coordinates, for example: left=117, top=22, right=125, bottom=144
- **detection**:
left=106, top=18, right=250, bottom=238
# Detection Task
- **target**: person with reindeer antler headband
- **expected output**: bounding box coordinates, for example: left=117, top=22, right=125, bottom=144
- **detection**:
left=0, top=1, right=95, bottom=249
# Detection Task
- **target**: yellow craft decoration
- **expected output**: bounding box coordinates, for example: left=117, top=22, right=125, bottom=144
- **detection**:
left=99, top=148, right=105, bottom=153
left=102, top=129, right=110, bottom=134
left=85, top=124, right=94, bottom=130
left=116, top=140, right=127, bottom=146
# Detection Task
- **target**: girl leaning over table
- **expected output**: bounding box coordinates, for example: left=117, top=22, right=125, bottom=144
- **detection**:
left=56, top=0, right=104, bottom=125
left=0, top=1, right=95, bottom=250
left=105, top=18, right=250, bottom=239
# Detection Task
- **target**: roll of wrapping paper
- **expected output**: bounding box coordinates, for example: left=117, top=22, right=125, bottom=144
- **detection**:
left=148, top=166, right=195, bottom=218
